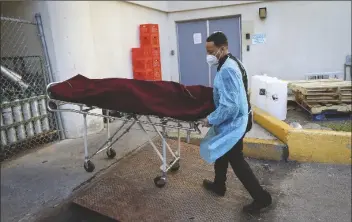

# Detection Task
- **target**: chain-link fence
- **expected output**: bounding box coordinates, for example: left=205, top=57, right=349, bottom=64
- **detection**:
left=0, top=16, right=60, bottom=161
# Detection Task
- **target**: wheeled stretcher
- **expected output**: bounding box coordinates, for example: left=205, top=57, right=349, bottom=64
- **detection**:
left=46, top=75, right=214, bottom=188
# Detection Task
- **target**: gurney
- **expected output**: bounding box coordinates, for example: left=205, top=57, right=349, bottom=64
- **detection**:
left=46, top=74, right=215, bottom=188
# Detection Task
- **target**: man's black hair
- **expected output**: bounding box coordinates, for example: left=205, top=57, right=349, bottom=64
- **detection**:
left=206, top=32, right=228, bottom=47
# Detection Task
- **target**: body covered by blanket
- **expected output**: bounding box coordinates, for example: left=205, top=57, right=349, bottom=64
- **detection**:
left=48, top=74, right=215, bottom=121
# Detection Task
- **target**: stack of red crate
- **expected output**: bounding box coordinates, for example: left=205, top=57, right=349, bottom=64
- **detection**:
left=132, top=24, right=161, bottom=81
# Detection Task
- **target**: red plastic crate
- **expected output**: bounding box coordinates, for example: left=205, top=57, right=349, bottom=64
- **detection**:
left=132, top=57, right=160, bottom=70
left=145, top=71, right=154, bottom=80
left=141, top=46, right=160, bottom=58
left=132, top=57, right=153, bottom=70
left=133, top=68, right=161, bottom=81
left=152, top=58, right=161, bottom=68
left=140, top=34, right=159, bottom=47
left=151, top=47, right=160, bottom=58
left=131, top=48, right=142, bottom=60
left=148, top=74, right=162, bottom=81
left=133, top=70, right=153, bottom=80
left=132, top=47, right=160, bottom=58
left=153, top=68, right=162, bottom=80
left=133, top=72, right=145, bottom=80
left=140, top=24, right=159, bottom=35
left=153, top=67, right=161, bottom=74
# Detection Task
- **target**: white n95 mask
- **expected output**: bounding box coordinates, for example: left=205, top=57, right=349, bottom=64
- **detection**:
left=206, top=55, right=218, bottom=66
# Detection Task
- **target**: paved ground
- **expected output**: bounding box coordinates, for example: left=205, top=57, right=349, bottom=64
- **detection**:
left=1, top=118, right=157, bottom=222
left=2, top=118, right=351, bottom=222
left=37, top=141, right=351, bottom=222
left=270, top=163, right=351, bottom=222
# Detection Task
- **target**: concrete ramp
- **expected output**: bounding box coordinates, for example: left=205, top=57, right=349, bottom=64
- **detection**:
left=73, top=141, right=279, bottom=221
left=71, top=141, right=351, bottom=222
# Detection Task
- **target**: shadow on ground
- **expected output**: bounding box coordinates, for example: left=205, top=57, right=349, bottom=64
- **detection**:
left=36, top=202, right=116, bottom=222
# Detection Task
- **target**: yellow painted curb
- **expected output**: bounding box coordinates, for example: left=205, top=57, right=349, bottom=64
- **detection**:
left=287, top=129, right=351, bottom=164
left=253, top=107, right=291, bottom=143
left=243, top=138, right=287, bottom=161
left=253, top=106, right=352, bottom=165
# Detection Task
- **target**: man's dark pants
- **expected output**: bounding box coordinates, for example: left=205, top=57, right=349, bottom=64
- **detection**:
left=213, top=136, right=270, bottom=202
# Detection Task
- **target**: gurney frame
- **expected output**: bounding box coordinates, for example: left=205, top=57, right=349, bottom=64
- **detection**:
left=46, top=82, right=201, bottom=188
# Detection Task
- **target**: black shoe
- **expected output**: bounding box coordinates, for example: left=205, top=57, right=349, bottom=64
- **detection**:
left=202, top=179, right=226, bottom=197
left=243, top=192, right=272, bottom=214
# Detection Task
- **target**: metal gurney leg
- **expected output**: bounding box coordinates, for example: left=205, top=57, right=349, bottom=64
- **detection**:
left=135, top=116, right=183, bottom=188
left=81, top=106, right=95, bottom=172
left=146, top=117, right=180, bottom=171
left=80, top=106, right=137, bottom=172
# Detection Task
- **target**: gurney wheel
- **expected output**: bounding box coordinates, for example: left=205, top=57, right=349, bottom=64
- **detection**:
left=106, top=149, right=116, bottom=158
left=154, top=176, right=166, bottom=188
left=84, top=160, right=95, bottom=172
left=170, top=160, right=180, bottom=172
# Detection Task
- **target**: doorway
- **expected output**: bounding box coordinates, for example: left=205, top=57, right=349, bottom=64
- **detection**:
left=176, top=16, right=242, bottom=86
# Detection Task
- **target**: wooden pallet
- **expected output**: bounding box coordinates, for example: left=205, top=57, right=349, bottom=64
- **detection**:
left=287, top=79, right=343, bottom=85
left=294, top=92, right=351, bottom=104
left=295, top=99, right=352, bottom=121
left=289, top=79, right=352, bottom=120
left=289, top=79, right=352, bottom=105
left=295, top=95, right=352, bottom=114
left=296, top=101, right=352, bottom=121
left=288, top=79, right=352, bottom=95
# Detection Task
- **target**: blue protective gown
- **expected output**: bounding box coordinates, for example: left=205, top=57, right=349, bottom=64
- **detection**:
left=200, top=58, right=249, bottom=164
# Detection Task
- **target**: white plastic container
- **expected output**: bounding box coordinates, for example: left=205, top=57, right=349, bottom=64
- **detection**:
left=265, top=77, right=288, bottom=120
left=250, top=75, right=260, bottom=106
left=250, top=75, right=288, bottom=120
left=250, top=75, right=267, bottom=111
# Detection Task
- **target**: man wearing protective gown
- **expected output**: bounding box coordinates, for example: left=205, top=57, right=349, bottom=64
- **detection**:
left=199, top=32, right=272, bottom=214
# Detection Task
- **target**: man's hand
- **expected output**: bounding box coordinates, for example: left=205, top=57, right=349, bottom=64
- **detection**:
left=199, top=118, right=210, bottom=128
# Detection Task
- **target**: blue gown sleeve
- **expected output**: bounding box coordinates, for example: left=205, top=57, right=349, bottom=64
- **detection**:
left=207, top=67, right=241, bottom=126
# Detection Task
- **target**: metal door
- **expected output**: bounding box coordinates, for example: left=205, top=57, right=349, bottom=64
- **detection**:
left=176, top=16, right=241, bottom=87
left=208, top=16, right=241, bottom=86
left=176, top=20, right=209, bottom=86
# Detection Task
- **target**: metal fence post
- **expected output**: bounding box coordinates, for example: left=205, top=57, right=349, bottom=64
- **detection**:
left=35, top=13, right=66, bottom=140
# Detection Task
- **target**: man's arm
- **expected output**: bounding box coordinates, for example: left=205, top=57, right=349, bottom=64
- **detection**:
left=207, top=67, right=241, bottom=126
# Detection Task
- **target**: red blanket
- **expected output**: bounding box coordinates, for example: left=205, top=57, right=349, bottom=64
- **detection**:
left=48, top=74, right=215, bottom=121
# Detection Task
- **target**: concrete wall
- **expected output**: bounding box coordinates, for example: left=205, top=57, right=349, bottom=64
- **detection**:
left=45, top=1, right=168, bottom=138
left=167, top=1, right=351, bottom=83
left=128, top=1, right=169, bottom=12
left=89, top=1, right=169, bottom=79
left=1, top=1, right=169, bottom=138
left=167, top=1, right=260, bottom=12
left=127, top=1, right=260, bottom=12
